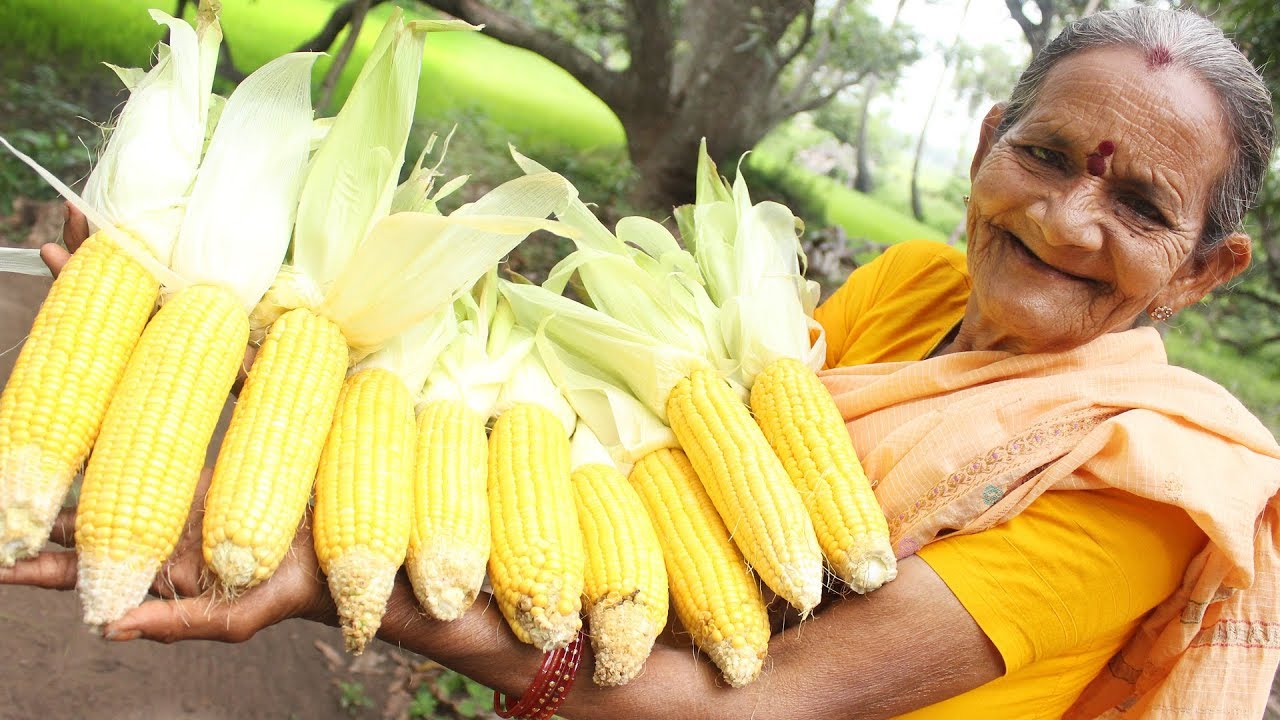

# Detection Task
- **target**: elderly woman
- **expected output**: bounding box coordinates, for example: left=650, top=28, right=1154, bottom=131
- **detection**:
left=5, top=5, right=1279, bottom=719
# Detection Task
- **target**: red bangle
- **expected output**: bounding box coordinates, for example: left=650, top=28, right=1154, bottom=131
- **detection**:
left=494, top=630, right=586, bottom=720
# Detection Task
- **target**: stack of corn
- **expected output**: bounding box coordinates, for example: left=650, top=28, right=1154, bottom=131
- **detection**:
left=0, top=4, right=222, bottom=569
left=0, top=1, right=898, bottom=690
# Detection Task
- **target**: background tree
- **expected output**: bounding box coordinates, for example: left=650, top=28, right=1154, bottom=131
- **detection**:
left=1005, top=0, right=1106, bottom=58
left=409, top=0, right=919, bottom=209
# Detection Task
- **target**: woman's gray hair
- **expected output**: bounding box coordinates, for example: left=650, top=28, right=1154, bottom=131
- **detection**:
left=996, top=6, right=1274, bottom=252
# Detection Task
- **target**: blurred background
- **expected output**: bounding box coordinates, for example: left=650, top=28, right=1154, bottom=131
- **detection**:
left=0, top=0, right=1277, bottom=717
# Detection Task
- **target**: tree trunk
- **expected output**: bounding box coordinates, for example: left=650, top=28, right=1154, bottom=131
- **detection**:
left=317, top=0, right=372, bottom=113
left=853, top=79, right=878, bottom=193
left=910, top=0, right=971, bottom=222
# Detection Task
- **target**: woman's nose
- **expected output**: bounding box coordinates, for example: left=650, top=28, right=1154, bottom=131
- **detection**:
left=1026, top=183, right=1105, bottom=251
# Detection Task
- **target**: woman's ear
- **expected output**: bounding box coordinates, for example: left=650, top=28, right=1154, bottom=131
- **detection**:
left=1161, top=232, right=1253, bottom=311
left=970, top=102, right=1007, bottom=181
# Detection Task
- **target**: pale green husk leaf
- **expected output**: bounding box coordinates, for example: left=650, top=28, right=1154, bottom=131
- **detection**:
left=171, top=52, right=319, bottom=309
left=293, top=11, right=479, bottom=287
left=0, top=249, right=50, bottom=277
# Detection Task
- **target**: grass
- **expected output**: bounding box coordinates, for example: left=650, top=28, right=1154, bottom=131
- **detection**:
left=0, top=0, right=624, bottom=151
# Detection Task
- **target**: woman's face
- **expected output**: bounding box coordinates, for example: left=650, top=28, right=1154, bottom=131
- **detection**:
left=964, top=45, right=1249, bottom=354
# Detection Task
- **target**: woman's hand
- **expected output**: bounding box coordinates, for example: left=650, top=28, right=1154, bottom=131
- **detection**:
left=0, top=466, right=336, bottom=643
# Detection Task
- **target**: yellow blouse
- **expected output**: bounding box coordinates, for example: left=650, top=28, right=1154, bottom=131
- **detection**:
left=814, top=240, right=1205, bottom=718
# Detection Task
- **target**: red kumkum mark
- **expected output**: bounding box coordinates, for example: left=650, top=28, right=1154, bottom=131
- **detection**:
left=1086, top=140, right=1115, bottom=176
left=1147, top=45, right=1174, bottom=69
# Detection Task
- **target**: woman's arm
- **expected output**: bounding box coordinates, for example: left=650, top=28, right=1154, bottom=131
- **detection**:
left=375, top=554, right=1002, bottom=720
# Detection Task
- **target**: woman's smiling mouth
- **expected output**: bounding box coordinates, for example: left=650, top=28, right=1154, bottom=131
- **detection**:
left=1000, top=227, right=1096, bottom=284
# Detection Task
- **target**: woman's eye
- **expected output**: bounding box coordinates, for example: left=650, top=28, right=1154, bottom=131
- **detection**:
left=1121, top=196, right=1167, bottom=225
left=1024, top=145, right=1064, bottom=167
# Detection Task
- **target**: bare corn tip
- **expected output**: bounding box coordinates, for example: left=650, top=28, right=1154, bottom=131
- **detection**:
left=707, top=640, right=766, bottom=688
left=848, top=554, right=898, bottom=595
left=406, top=547, right=486, bottom=621
left=77, top=553, right=155, bottom=628
left=325, top=550, right=399, bottom=655
left=208, top=541, right=259, bottom=592
left=588, top=601, right=660, bottom=686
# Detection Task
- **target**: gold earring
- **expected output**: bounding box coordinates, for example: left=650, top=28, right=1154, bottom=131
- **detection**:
left=1150, top=305, right=1174, bottom=322
left=963, top=195, right=970, bottom=206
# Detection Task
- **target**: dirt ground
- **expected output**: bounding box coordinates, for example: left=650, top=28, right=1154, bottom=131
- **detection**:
left=0, top=202, right=440, bottom=720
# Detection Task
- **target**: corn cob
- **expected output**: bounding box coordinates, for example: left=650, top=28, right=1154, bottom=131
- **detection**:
left=313, top=367, right=415, bottom=654
left=666, top=368, right=824, bottom=613
left=572, top=461, right=668, bottom=686
left=75, top=284, right=246, bottom=626
left=406, top=398, right=489, bottom=621
left=488, top=403, right=584, bottom=650
left=0, top=232, right=157, bottom=567
left=202, top=307, right=348, bottom=591
left=628, top=448, right=769, bottom=687
left=751, top=357, right=896, bottom=593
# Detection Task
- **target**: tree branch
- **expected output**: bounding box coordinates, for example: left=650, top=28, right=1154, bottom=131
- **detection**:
left=779, top=0, right=851, bottom=111
left=773, top=3, right=817, bottom=78
left=416, top=0, right=620, bottom=107
left=293, top=0, right=391, bottom=53
left=778, top=68, right=871, bottom=119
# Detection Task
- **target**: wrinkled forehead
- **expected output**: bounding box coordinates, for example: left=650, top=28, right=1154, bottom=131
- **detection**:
left=1019, top=46, right=1233, bottom=180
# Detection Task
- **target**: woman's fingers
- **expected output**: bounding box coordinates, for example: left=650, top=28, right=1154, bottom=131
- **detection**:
left=40, top=243, right=71, bottom=278
left=62, top=202, right=89, bottom=252
left=0, top=551, right=78, bottom=590
left=50, top=506, right=76, bottom=548
left=105, top=594, right=273, bottom=644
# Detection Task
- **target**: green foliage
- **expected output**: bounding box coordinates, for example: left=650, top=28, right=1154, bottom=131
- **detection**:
left=337, top=680, right=374, bottom=716
left=0, top=65, right=106, bottom=215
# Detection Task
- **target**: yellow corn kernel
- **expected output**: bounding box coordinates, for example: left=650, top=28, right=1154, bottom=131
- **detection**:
left=406, top=398, right=489, bottom=621
left=751, top=357, right=897, bottom=593
left=202, top=307, right=348, bottom=592
left=666, top=368, right=824, bottom=613
left=488, top=403, right=584, bottom=651
left=572, top=461, right=668, bottom=686
left=0, top=232, right=157, bottom=566
left=313, top=367, right=416, bottom=654
left=628, top=448, right=769, bottom=687
left=75, top=284, right=246, bottom=627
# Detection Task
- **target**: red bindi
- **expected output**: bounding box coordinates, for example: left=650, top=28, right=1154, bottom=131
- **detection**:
left=1087, top=141, right=1115, bottom=176
left=1147, top=45, right=1174, bottom=69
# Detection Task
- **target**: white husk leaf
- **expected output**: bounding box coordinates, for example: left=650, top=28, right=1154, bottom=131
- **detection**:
left=537, top=331, right=677, bottom=467
left=171, top=52, right=319, bottom=308
left=568, top=421, right=619, bottom=472
left=501, top=280, right=709, bottom=421
left=493, top=333, right=576, bottom=436
left=352, top=306, right=457, bottom=390
left=683, top=141, right=827, bottom=385
left=420, top=274, right=529, bottom=416
left=0, top=249, right=51, bottom=277
left=80, top=8, right=221, bottom=265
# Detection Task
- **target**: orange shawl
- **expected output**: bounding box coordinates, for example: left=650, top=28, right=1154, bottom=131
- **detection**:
left=819, top=327, right=1280, bottom=718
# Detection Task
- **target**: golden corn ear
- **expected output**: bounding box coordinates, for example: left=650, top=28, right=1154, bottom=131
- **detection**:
left=0, top=232, right=157, bottom=566
left=667, top=368, right=823, bottom=613
left=202, top=307, right=348, bottom=592
left=572, top=462, right=668, bottom=686
left=488, top=403, right=584, bottom=651
left=313, top=367, right=415, bottom=654
left=628, top=448, right=769, bottom=687
left=75, top=284, right=246, bottom=627
left=406, top=398, right=489, bottom=621
left=751, top=358, right=897, bottom=593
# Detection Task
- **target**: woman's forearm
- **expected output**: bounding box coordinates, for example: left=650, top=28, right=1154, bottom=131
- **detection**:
left=373, top=556, right=1003, bottom=720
